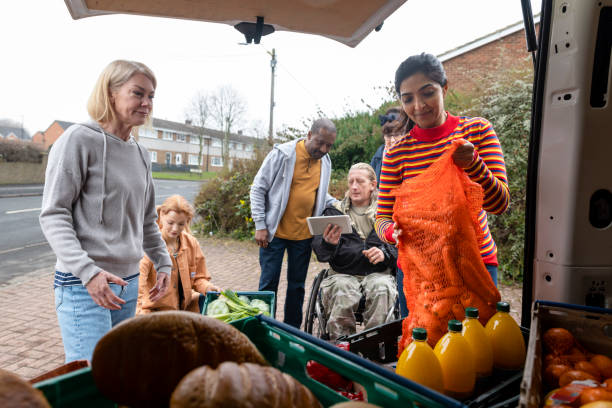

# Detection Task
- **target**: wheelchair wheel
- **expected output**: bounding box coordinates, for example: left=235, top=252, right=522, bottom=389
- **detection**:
left=304, top=269, right=329, bottom=340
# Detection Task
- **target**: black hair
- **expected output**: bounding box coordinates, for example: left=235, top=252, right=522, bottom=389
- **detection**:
left=394, top=53, right=447, bottom=95
left=393, top=110, right=415, bottom=135
left=385, top=106, right=402, bottom=115
left=380, top=106, right=414, bottom=139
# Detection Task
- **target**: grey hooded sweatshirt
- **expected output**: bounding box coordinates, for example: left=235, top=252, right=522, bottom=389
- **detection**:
left=39, top=121, right=171, bottom=286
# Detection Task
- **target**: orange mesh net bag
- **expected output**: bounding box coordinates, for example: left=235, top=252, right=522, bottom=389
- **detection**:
left=391, top=140, right=501, bottom=353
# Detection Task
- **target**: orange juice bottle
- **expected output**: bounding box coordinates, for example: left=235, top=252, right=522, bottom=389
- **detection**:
left=396, top=328, right=444, bottom=393
left=462, top=307, right=493, bottom=377
left=484, top=301, right=526, bottom=370
left=433, top=320, right=476, bottom=399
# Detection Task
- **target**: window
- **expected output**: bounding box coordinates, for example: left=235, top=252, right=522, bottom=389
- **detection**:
left=235, top=143, right=243, bottom=150
left=245, top=144, right=253, bottom=151
left=150, top=151, right=157, bottom=162
left=190, top=134, right=201, bottom=144
left=177, top=133, right=186, bottom=143
left=139, top=128, right=157, bottom=138
left=229, top=142, right=236, bottom=150
left=162, top=131, right=173, bottom=141
left=175, top=153, right=182, bottom=165
left=212, top=138, right=222, bottom=147
left=189, top=154, right=200, bottom=165
left=211, top=156, right=223, bottom=167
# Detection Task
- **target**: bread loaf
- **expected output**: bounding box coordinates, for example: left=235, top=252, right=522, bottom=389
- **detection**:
left=170, top=361, right=321, bottom=408
left=0, top=368, right=51, bottom=408
left=91, top=311, right=266, bottom=408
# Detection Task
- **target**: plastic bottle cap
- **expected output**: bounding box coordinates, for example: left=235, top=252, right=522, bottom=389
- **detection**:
left=496, top=301, right=510, bottom=312
left=465, top=307, right=479, bottom=318
left=412, top=327, right=427, bottom=341
left=448, top=320, right=462, bottom=332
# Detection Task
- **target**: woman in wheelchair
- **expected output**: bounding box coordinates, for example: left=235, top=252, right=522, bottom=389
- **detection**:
left=311, top=163, right=398, bottom=341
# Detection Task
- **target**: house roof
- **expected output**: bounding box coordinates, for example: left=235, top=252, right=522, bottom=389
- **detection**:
left=0, top=125, right=31, bottom=140
left=55, top=120, right=77, bottom=130
left=438, top=14, right=540, bottom=62
left=152, top=118, right=262, bottom=145
left=43, top=120, right=76, bottom=133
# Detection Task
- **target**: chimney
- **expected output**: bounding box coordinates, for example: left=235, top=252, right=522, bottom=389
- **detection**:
left=185, top=119, right=192, bottom=125
left=237, top=130, right=243, bottom=135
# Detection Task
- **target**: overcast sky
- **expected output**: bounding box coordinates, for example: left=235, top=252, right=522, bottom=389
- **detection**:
left=1, top=0, right=540, bottom=137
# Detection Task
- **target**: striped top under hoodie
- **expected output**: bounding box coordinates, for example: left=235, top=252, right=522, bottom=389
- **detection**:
left=374, top=112, right=509, bottom=265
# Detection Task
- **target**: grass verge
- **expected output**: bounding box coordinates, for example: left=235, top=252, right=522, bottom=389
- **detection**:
left=152, top=171, right=216, bottom=181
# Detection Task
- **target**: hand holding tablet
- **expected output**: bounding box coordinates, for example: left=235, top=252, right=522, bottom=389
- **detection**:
left=306, top=215, right=352, bottom=236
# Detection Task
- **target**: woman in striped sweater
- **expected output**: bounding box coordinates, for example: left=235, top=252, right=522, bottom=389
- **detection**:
left=374, top=53, right=509, bottom=285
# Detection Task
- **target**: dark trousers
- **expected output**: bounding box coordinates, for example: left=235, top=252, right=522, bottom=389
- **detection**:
left=396, top=267, right=409, bottom=318
left=485, top=264, right=498, bottom=287
left=258, top=236, right=313, bottom=329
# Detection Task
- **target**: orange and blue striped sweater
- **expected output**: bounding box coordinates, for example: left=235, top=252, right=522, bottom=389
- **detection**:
left=374, top=113, right=509, bottom=265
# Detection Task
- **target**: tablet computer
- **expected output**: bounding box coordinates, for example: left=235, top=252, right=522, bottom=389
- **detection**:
left=306, top=215, right=352, bottom=236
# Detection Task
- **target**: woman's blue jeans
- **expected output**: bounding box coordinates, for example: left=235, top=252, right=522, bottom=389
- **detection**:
left=55, top=277, right=139, bottom=363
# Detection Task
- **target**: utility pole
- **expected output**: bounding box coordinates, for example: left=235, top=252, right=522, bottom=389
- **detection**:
left=268, top=48, right=277, bottom=146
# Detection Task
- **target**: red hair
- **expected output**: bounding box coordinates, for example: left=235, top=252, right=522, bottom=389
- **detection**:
left=156, top=195, right=194, bottom=234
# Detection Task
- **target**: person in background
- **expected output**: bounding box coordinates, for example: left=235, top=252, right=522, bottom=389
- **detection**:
left=137, top=195, right=219, bottom=314
left=250, top=118, right=338, bottom=329
left=39, top=60, right=172, bottom=362
left=375, top=52, right=509, bottom=286
left=370, top=106, right=412, bottom=318
left=370, top=106, right=403, bottom=187
left=312, top=163, right=398, bottom=341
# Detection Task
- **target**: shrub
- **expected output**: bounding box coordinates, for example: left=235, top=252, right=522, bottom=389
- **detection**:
left=0, top=140, right=43, bottom=163
left=193, top=146, right=269, bottom=240
left=328, top=168, right=348, bottom=200
left=193, top=143, right=349, bottom=239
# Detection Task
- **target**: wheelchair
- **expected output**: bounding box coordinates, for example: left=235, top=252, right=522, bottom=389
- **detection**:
left=303, top=268, right=400, bottom=342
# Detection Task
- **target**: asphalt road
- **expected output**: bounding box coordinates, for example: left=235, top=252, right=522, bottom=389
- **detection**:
left=0, top=179, right=205, bottom=284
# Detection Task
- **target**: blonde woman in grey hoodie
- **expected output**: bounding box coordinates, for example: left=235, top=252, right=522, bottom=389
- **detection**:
left=40, top=60, right=172, bottom=363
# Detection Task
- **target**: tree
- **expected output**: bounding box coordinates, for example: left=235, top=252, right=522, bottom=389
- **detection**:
left=185, top=91, right=211, bottom=171
left=208, top=85, right=247, bottom=170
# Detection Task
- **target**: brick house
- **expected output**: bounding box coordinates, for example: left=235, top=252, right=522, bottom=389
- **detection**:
left=32, top=120, right=75, bottom=150
left=438, top=16, right=540, bottom=96
left=34, top=118, right=262, bottom=172
left=0, top=125, right=31, bottom=142
left=136, top=118, right=263, bottom=172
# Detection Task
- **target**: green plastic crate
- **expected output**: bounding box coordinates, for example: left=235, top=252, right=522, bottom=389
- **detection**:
left=232, top=315, right=464, bottom=407
left=34, top=366, right=114, bottom=408
left=200, top=290, right=275, bottom=322
left=35, top=314, right=463, bottom=408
